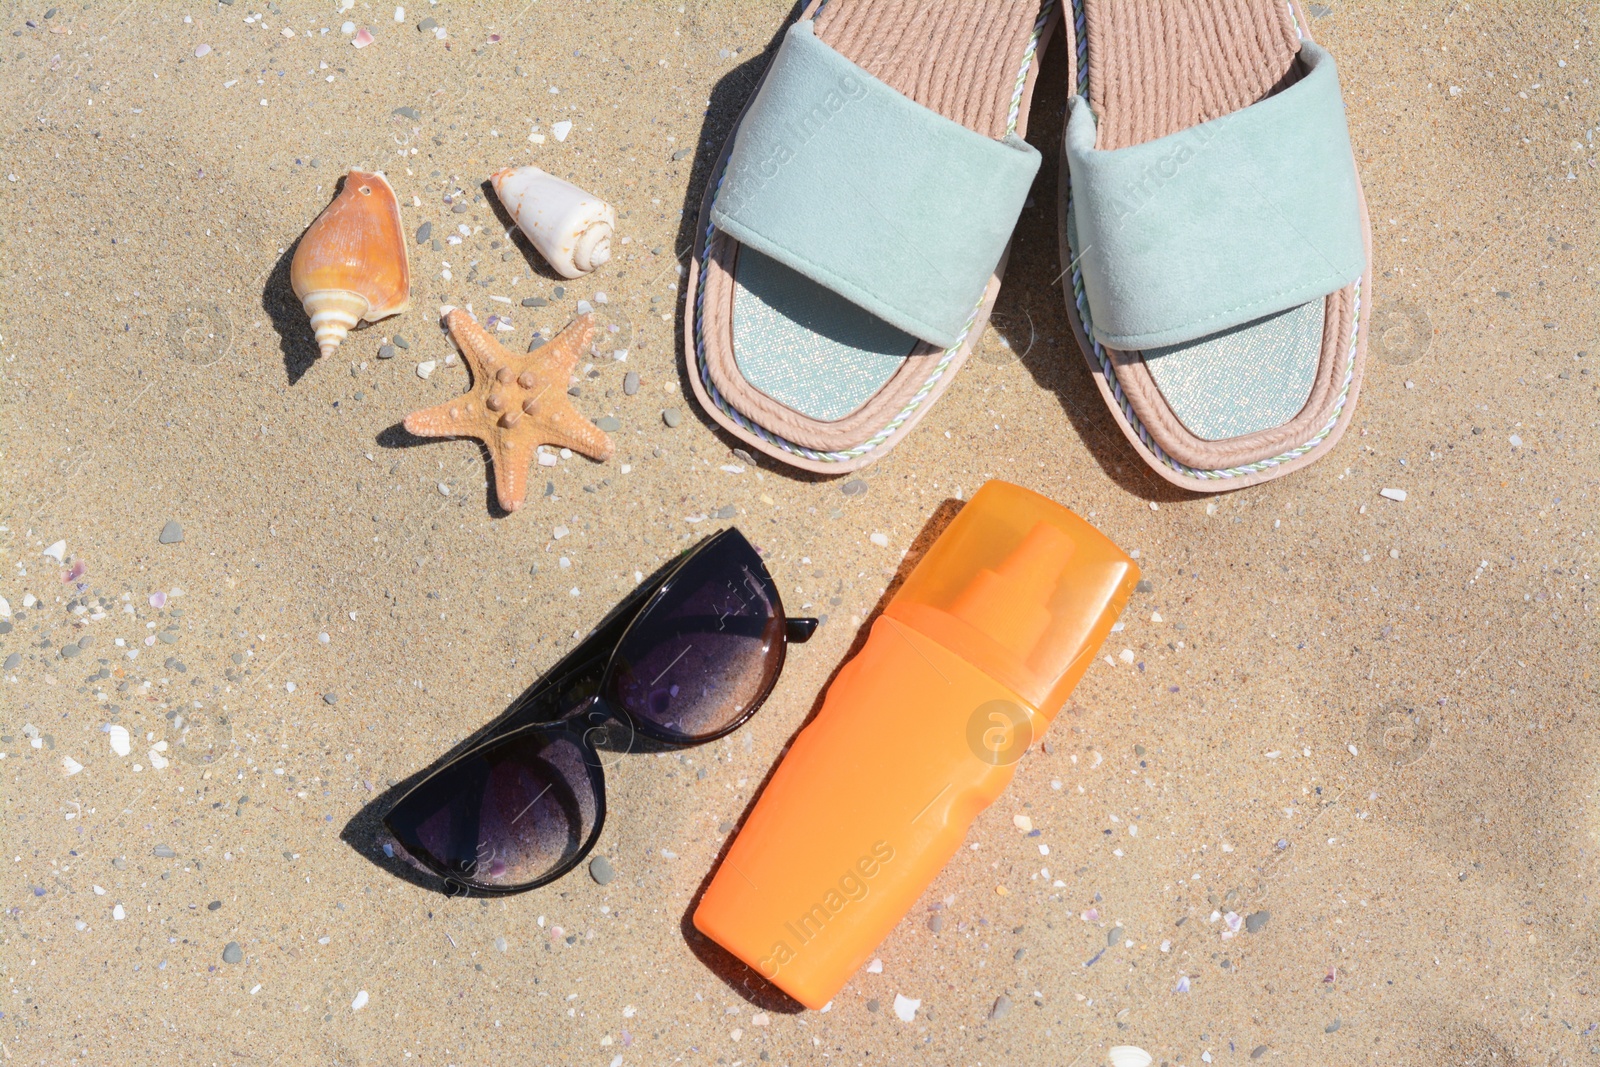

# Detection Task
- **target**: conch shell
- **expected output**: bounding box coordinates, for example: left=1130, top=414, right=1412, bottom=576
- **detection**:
left=491, top=165, right=615, bottom=279
left=290, top=168, right=411, bottom=359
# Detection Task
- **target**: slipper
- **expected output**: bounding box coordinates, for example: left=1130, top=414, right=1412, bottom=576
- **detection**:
left=1058, top=0, right=1372, bottom=491
left=686, top=0, right=1058, bottom=474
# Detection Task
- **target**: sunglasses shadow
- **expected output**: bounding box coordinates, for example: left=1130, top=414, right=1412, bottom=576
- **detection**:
left=338, top=547, right=714, bottom=896
left=676, top=498, right=966, bottom=1013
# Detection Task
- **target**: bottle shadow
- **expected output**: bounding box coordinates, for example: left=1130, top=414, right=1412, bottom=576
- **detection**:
left=373, top=420, right=517, bottom=519
left=676, top=497, right=964, bottom=1013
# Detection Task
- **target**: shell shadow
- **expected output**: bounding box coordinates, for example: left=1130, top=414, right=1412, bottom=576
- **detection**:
left=262, top=235, right=322, bottom=385
left=477, top=177, right=570, bottom=285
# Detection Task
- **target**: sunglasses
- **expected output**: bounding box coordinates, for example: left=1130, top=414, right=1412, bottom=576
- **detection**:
left=383, top=528, right=816, bottom=895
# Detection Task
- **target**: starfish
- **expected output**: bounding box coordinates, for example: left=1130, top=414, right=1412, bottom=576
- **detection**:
left=404, top=309, right=614, bottom=512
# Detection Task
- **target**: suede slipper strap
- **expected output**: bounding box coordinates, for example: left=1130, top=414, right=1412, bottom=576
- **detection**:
left=710, top=21, right=1041, bottom=351
left=1065, top=41, right=1366, bottom=351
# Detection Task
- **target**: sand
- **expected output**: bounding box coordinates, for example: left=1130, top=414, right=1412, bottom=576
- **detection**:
left=1, top=1, right=1597, bottom=1063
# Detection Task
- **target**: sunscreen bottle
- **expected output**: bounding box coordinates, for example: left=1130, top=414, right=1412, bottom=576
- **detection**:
left=693, top=481, right=1139, bottom=1009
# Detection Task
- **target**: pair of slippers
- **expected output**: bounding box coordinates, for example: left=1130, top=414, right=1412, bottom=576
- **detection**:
left=684, top=0, right=1371, bottom=492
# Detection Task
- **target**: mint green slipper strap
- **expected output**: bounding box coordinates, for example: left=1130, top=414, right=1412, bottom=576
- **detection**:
left=1065, top=41, right=1366, bottom=351
left=710, top=21, right=1041, bottom=351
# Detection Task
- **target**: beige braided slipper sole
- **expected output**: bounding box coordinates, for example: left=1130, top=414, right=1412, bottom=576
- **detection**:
left=1058, top=0, right=1372, bottom=492
left=686, top=0, right=1057, bottom=474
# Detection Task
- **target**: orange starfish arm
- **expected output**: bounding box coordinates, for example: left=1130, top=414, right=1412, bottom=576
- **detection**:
left=444, top=309, right=509, bottom=383
left=404, top=397, right=483, bottom=439
left=536, top=313, right=594, bottom=377
left=539, top=405, right=614, bottom=461
left=487, top=436, right=538, bottom=512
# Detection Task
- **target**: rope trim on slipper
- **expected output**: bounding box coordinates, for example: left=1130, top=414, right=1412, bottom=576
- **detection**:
left=1065, top=0, right=1360, bottom=483
left=692, top=1, right=1056, bottom=466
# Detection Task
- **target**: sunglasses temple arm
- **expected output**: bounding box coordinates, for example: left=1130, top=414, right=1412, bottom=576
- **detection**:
left=784, top=617, right=820, bottom=644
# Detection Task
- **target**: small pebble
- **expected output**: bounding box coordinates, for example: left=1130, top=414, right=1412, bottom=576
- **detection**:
left=521, top=297, right=548, bottom=307
left=393, top=334, right=409, bottom=349
left=865, top=998, right=880, bottom=1013
left=222, top=942, right=243, bottom=964
left=1245, top=910, right=1270, bottom=934
left=158, top=520, right=184, bottom=544
left=671, top=148, right=691, bottom=161
left=662, top=408, right=682, bottom=428
left=623, top=371, right=640, bottom=395
left=153, top=844, right=177, bottom=858
left=1325, top=1019, right=1341, bottom=1033
left=417, top=17, right=436, bottom=31
left=1135, top=578, right=1154, bottom=593
left=208, top=900, right=223, bottom=911
left=841, top=479, right=867, bottom=497
left=393, top=105, right=420, bottom=120
left=415, top=222, right=432, bottom=244
left=928, top=913, right=943, bottom=933
left=1251, top=1046, right=1269, bottom=1060
left=323, top=692, right=338, bottom=705
left=989, top=994, right=1012, bottom=1021
left=452, top=202, right=469, bottom=214
left=596, top=416, right=621, bottom=432
left=377, top=344, right=395, bottom=360
left=589, top=856, right=614, bottom=885
left=1108, top=926, right=1123, bottom=946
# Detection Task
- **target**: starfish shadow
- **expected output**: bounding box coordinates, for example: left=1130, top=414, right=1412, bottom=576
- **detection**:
left=374, top=422, right=515, bottom=519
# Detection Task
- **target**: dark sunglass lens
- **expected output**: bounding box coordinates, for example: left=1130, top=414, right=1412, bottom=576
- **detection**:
left=610, top=536, right=784, bottom=740
left=384, top=730, right=598, bottom=888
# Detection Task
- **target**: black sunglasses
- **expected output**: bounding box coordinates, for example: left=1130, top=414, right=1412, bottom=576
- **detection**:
left=382, top=528, right=817, bottom=895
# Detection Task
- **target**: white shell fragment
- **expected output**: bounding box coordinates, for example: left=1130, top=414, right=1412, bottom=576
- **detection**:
left=62, top=756, right=84, bottom=776
left=892, top=994, right=921, bottom=1021
left=352, top=990, right=370, bottom=1011
left=1108, top=1047, right=1154, bottom=1067
left=107, top=724, right=131, bottom=757
left=43, top=540, right=66, bottom=562
left=1379, top=487, right=1407, bottom=502
left=490, top=165, right=615, bottom=279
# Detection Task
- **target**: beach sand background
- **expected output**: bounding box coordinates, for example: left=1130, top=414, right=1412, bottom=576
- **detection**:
left=1, top=1, right=1597, bottom=1063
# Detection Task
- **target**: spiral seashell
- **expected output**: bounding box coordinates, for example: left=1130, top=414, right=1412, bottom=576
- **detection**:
left=290, top=168, right=411, bottom=359
left=490, top=165, right=615, bottom=279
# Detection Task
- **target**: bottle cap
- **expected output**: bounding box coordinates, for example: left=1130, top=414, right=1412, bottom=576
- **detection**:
left=884, top=481, right=1138, bottom=716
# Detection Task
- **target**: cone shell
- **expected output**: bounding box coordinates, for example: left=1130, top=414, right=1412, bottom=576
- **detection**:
left=290, top=168, right=411, bottom=359
left=491, top=165, right=615, bottom=279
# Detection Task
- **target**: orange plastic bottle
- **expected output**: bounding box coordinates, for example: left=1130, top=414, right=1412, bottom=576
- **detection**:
left=694, top=481, right=1139, bottom=1009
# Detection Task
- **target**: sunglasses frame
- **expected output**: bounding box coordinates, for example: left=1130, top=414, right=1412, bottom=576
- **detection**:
left=383, top=527, right=816, bottom=896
